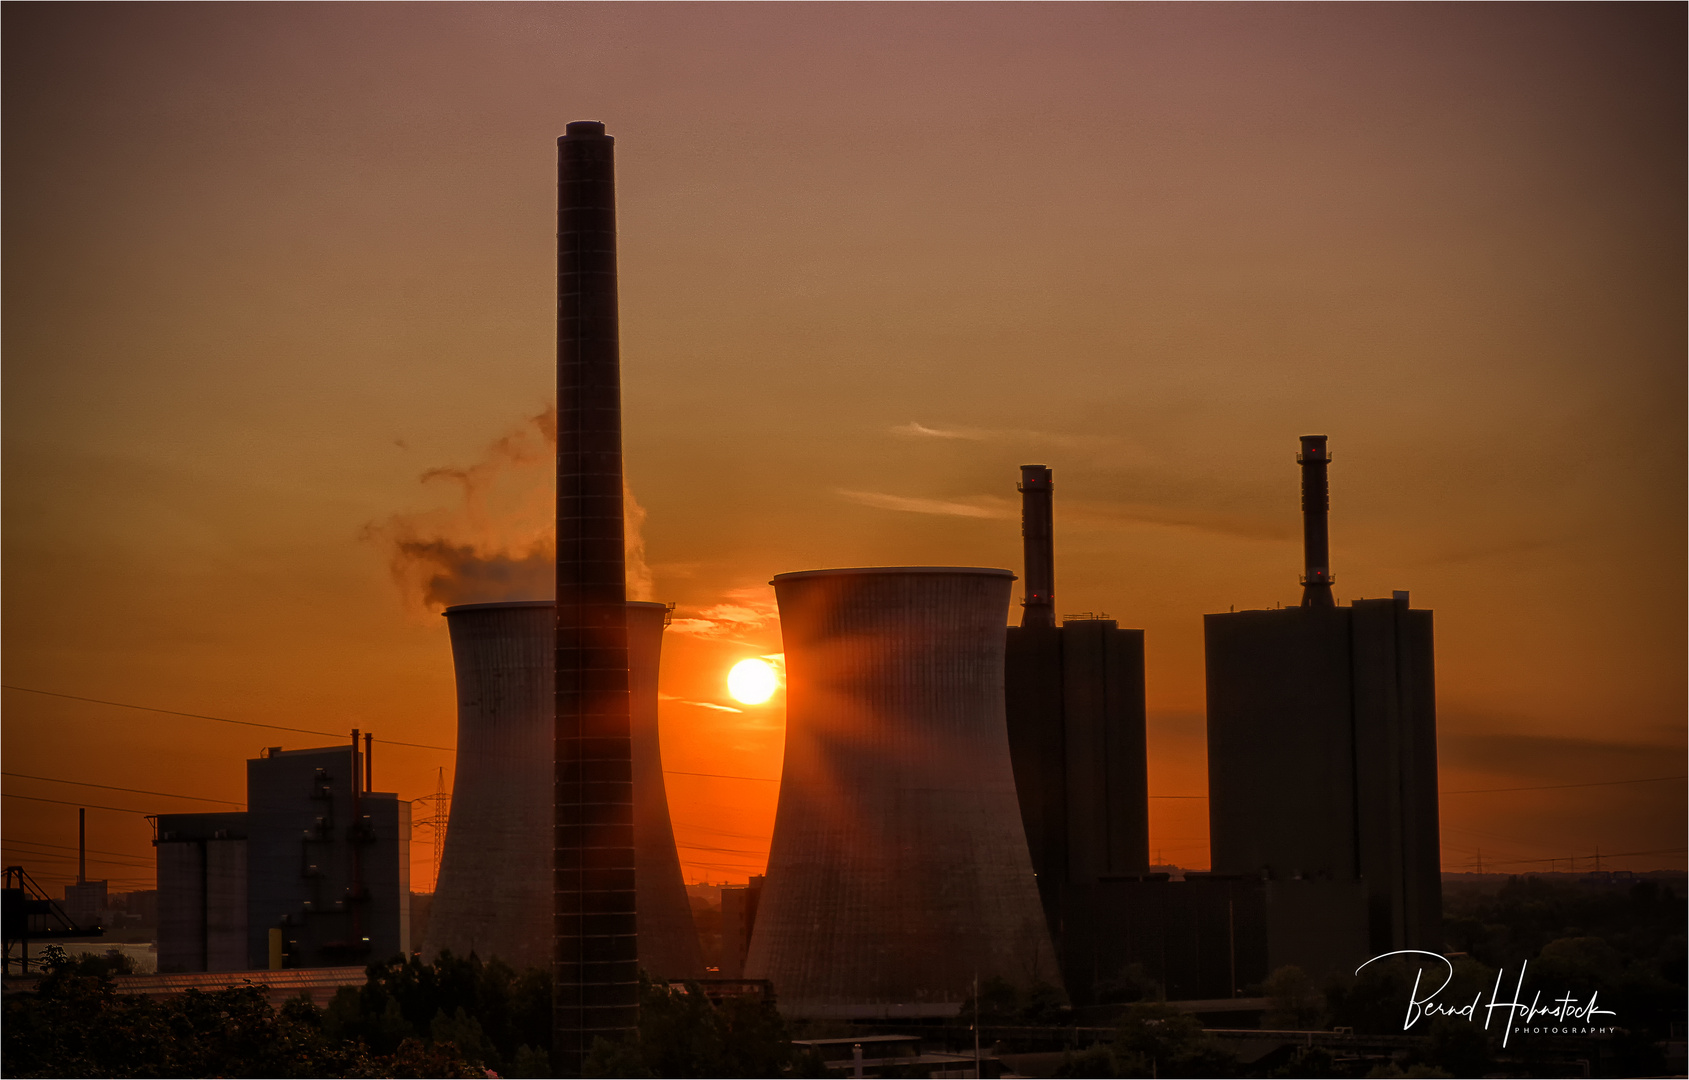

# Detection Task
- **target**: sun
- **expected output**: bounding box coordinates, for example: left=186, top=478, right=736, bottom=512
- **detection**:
left=727, top=658, right=779, bottom=705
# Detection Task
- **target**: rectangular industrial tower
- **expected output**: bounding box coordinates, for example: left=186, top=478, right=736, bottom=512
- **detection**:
left=1003, top=465, right=1152, bottom=1001
left=1205, top=436, right=1441, bottom=978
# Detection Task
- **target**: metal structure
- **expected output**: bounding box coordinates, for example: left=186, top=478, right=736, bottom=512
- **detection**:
left=747, top=567, right=1059, bottom=1017
left=431, top=768, right=448, bottom=890
left=3, top=865, right=101, bottom=974
left=554, top=117, right=636, bottom=1070
left=1002, top=465, right=1151, bottom=1005
left=1205, top=436, right=1441, bottom=977
left=427, top=601, right=701, bottom=977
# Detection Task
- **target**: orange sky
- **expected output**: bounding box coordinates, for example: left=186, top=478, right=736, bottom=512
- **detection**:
left=4, top=4, right=1683, bottom=894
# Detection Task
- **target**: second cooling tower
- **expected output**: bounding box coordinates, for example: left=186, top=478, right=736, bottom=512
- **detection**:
left=424, top=600, right=703, bottom=977
left=746, top=567, right=1059, bottom=1017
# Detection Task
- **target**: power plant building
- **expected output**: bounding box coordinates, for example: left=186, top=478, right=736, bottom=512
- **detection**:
left=155, top=742, right=409, bottom=972
left=246, top=745, right=410, bottom=970
left=1205, top=436, right=1442, bottom=977
left=747, top=567, right=1060, bottom=1016
left=1003, top=465, right=1158, bottom=1004
left=425, top=600, right=702, bottom=979
left=156, top=812, right=248, bottom=972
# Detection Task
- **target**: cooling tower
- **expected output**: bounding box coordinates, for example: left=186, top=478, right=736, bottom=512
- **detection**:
left=625, top=602, right=706, bottom=981
left=425, top=600, right=702, bottom=979
left=746, top=567, right=1060, bottom=1017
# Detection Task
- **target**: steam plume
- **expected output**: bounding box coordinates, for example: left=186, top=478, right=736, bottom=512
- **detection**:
left=369, top=405, right=655, bottom=610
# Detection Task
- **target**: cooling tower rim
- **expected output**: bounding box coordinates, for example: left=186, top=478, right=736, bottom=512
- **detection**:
left=441, top=599, right=670, bottom=615
left=771, top=566, right=1015, bottom=585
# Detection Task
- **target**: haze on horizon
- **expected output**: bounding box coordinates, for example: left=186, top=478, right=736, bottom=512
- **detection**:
left=3, top=3, right=1683, bottom=893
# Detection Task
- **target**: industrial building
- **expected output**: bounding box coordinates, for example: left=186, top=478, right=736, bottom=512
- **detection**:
left=747, top=566, right=1059, bottom=1017
left=1056, top=873, right=1268, bottom=1001
left=425, top=599, right=702, bottom=979
left=155, top=812, right=248, bottom=972
left=155, top=740, right=410, bottom=972
left=1205, top=435, right=1442, bottom=978
left=1003, top=465, right=1157, bottom=1004
left=717, top=875, right=763, bottom=979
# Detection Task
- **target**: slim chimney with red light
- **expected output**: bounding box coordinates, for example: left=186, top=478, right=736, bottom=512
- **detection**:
left=1019, top=465, right=1055, bottom=628
left=1298, top=434, right=1334, bottom=608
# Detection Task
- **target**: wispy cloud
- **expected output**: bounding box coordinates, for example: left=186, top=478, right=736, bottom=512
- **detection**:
left=1059, top=498, right=1292, bottom=542
left=658, top=693, right=744, bottom=714
left=836, top=489, right=1015, bottom=519
left=891, top=421, right=990, bottom=440
left=890, top=420, right=1121, bottom=453
left=836, top=487, right=1285, bottom=541
left=1411, top=537, right=1554, bottom=568
left=667, top=587, right=780, bottom=639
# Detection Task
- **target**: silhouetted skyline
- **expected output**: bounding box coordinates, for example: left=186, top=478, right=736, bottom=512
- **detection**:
left=3, top=5, right=1683, bottom=892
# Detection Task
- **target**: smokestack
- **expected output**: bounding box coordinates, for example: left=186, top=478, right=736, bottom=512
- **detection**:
left=555, top=119, right=637, bottom=1070
left=1298, top=434, right=1335, bottom=609
left=77, top=807, right=86, bottom=885
left=364, top=732, right=373, bottom=792
left=1019, top=465, right=1055, bottom=628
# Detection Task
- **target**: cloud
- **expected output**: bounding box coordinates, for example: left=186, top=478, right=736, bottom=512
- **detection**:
left=889, top=421, right=1128, bottom=454
left=658, top=693, right=744, bottom=714
left=835, top=486, right=1285, bottom=541
left=1439, top=730, right=1686, bottom=783
left=1058, top=498, right=1292, bottom=542
left=1411, top=537, right=1555, bottom=568
left=836, top=489, right=1015, bottom=519
left=667, top=587, right=780, bottom=639
left=891, top=421, right=990, bottom=440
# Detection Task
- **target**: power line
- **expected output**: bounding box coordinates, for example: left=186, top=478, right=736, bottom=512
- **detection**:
left=676, top=841, right=767, bottom=857
left=2, top=772, right=242, bottom=807
left=1114, top=775, right=1688, bottom=801
left=1442, top=775, right=1686, bottom=795
left=3, top=837, right=155, bottom=863
left=1, top=685, right=454, bottom=752
left=664, top=769, right=780, bottom=783
left=1453, top=846, right=1688, bottom=869
left=3, top=847, right=155, bottom=871
left=3, top=793, right=154, bottom=816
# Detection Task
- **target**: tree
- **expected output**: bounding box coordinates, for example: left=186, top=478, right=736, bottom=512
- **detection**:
left=583, top=974, right=826, bottom=1078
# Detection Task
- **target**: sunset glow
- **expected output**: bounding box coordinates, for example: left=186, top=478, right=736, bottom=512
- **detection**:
left=727, top=659, right=779, bottom=705
left=0, top=5, right=1680, bottom=902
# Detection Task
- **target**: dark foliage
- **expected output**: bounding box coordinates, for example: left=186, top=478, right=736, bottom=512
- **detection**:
left=1051, top=1003, right=1239, bottom=1078
left=1, top=950, right=550, bottom=1078
left=0, top=967, right=409, bottom=1078
left=959, top=975, right=1070, bottom=1026
left=1443, top=875, right=1686, bottom=1043
left=324, top=950, right=552, bottom=1072
left=582, top=974, right=826, bottom=1077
